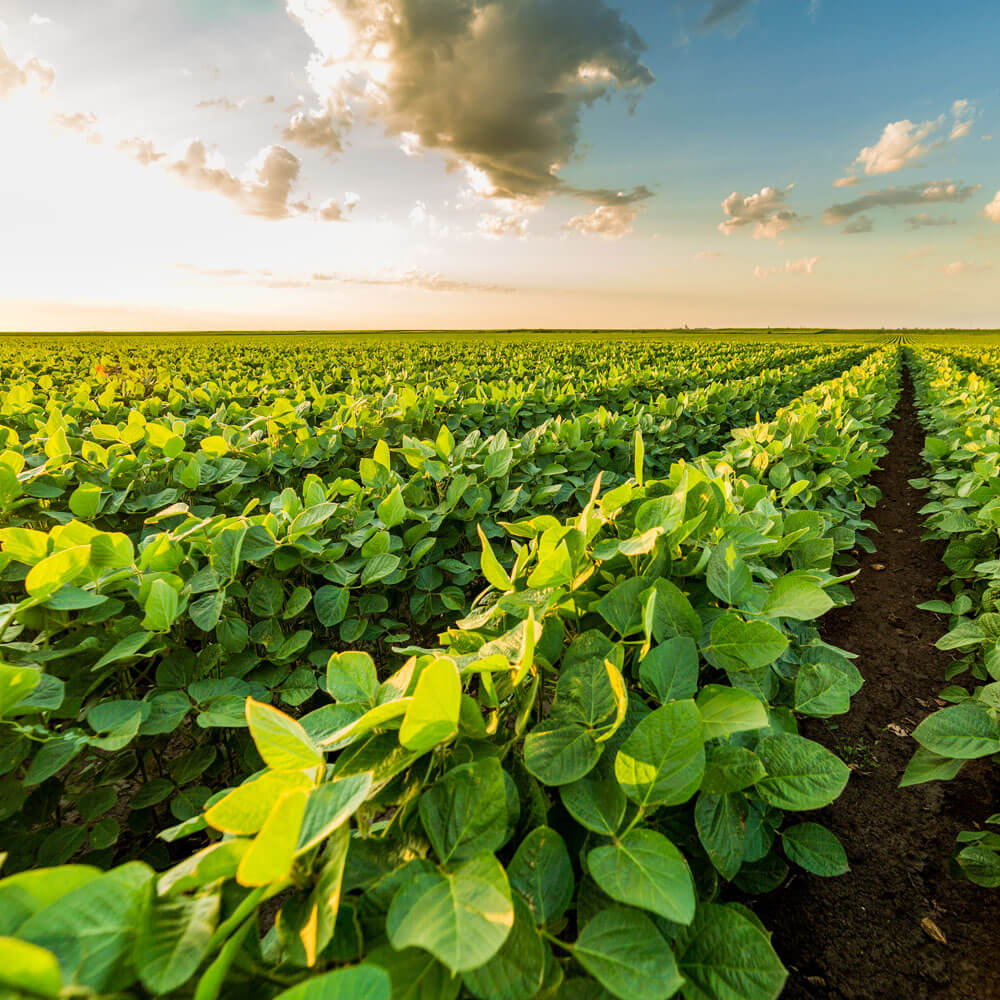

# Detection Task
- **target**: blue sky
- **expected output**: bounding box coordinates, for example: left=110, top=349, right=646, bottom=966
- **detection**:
left=1, top=0, right=998, bottom=329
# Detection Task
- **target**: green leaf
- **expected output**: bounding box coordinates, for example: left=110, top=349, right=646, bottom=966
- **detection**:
left=911, top=702, right=1000, bottom=759
left=248, top=576, right=284, bottom=618
left=595, top=578, right=647, bottom=637
left=696, top=686, right=767, bottom=740
left=761, top=576, right=834, bottom=621
left=366, top=946, right=459, bottom=1000
left=508, top=826, right=574, bottom=925
left=708, top=615, right=788, bottom=672
left=399, top=657, right=461, bottom=752
left=0, top=937, right=62, bottom=998
left=297, top=774, right=373, bottom=853
left=477, top=525, right=512, bottom=590
left=26, top=545, right=90, bottom=599
left=135, top=892, right=219, bottom=993
left=646, top=579, right=701, bottom=642
left=695, top=792, right=748, bottom=881
left=419, top=758, right=508, bottom=864
left=237, top=787, right=309, bottom=886
left=701, top=745, right=766, bottom=794
left=899, top=747, right=965, bottom=787
left=361, top=553, right=401, bottom=585
left=755, top=735, right=850, bottom=811
left=205, top=770, right=313, bottom=835
left=639, top=638, right=699, bottom=704
left=559, top=775, right=627, bottom=837
left=18, top=862, right=153, bottom=994
left=326, top=651, right=378, bottom=704
left=634, top=430, right=645, bottom=487
left=387, top=853, right=514, bottom=974
left=68, top=483, right=102, bottom=518
left=674, top=902, right=787, bottom=1000
left=524, top=720, right=602, bottom=786
left=273, top=966, right=391, bottom=1000
left=793, top=662, right=852, bottom=717
left=189, top=591, right=225, bottom=632
left=588, top=829, right=696, bottom=924
left=955, top=844, right=1000, bottom=888
left=377, top=486, right=407, bottom=528
left=462, top=893, right=546, bottom=1000
left=781, top=822, right=849, bottom=876
left=91, top=630, right=153, bottom=672
left=246, top=698, right=324, bottom=770
left=0, top=663, right=41, bottom=718
left=143, top=579, right=180, bottom=631
left=573, top=907, right=682, bottom=1000
left=615, top=700, right=705, bottom=807
left=707, top=542, right=753, bottom=606
left=314, top=585, right=350, bottom=627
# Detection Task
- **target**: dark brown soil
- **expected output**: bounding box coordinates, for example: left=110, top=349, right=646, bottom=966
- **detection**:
left=755, top=364, right=1000, bottom=1000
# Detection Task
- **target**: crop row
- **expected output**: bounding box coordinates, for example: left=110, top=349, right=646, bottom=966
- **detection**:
left=903, top=348, right=1000, bottom=888
left=0, top=346, right=900, bottom=1000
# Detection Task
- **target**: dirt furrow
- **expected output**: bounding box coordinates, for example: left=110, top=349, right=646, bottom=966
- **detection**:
left=755, top=363, right=1000, bottom=1000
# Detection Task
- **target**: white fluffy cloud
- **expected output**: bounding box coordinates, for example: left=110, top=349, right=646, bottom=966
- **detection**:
left=564, top=203, right=639, bottom=240
left=285, top=0, right=653, bottom=201
left=985, top=191, right=1000, bottom=223
left=0, top=41, right=54, bottom=98
left=942, top=260, right=992, bottom=277
left=905, top=213, right=955, bottom=230
left=50, top=110, right=101, bottom=143
left=319, top=192, right=360, bottom=221
left=117, top=137, right=166, bottom=166
left=478, top=213, right=529, bottom=239
left=840, top=100, right=975, bottom=181
left=282, top=108, right=343, bottom=155
left=754, top=256, right=820, bottom=279
left=843, top=215, right=873, bottom=234
left=719, top=185, right=798, bottom=239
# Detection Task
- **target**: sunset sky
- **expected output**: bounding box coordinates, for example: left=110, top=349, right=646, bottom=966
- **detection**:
left=2, top=0, right=999, bottom=331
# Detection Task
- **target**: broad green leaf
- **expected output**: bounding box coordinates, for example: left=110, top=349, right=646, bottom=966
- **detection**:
left=674, top=902, right=787, bottom=1000
left=326, top=651, right=378, bottom=704
left=560, top=775, right=627, bottom=837
left=91, top=631, right=153, bottom=672
left=695, top=792, right=748, bottom=881
left=706, top=542, right=753, bottom=606
left=615, top=700, right=705, bottom=807
left=419, top=758, right=508, bottom=864
left=508, top=826, right=574, bottom=925
left=793, top=662, right=852, bottom=717
left=387, top=853, right=514, bottom=974
left=18, top=862, right=153, bottom=994
left=701, top=746, right=766, bottom=794
left=273, top=966, right=391, bottom=1000
left=25, top=545, right=90, bottom=599
left=588, top=829, right=696, bottom=924
left=68, top=483, right=102, bottom=518
left=755, top=735, right=850, bottom=811
left=297, top=774, right=373, bottom=854
left=0, top=937, right=62, bottom=998
left=237, top=787, right=309, bottom=887
left=639, top=637, right=699, bottom=704
left=911, top=702, right=1000, bottom=759
left=761, top=576, right=834, bottom=621
left=135, top=892, right=219, bottom=993
left=646, top=579, right=701, bottom=642
left=0, top=867, right=100, bottom=936
left=462, top=893, right=546, bottom=1000
left=573, top=907, right=682, bottom=1000
left=366, top=946, right=459, bottom=1000
left=595, top=578, right=647, bottom=636
left=377, top=486, right=407, bottom=528
left=696, top=686, right=767, bottom=740
left=143, top=579, right=180, bottom=631
left=246, top=698, right=324, bottom=771
left=955, top=845, right=1000, bottom=888
left=780, top=823, right=849, bottom=877
left=157, top=840, right=252, bottom=895
left=524, top=720, right=602, bottom=786
left=899, top=747, right=965, bottom=787
left=477, top=525, right=512, bottom=590
left=205, top=770, right=313, bottom=835
left=314, top=585, right=350, bottom=627
left=400, top=657, right=461, bottom=752
left=361, top=553, right=401, bottom=586
left=708, top=615, right=788, bottom=672
left=0, top=663, right=40, bottom=718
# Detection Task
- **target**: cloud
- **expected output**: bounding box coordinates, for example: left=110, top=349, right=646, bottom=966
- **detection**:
left=29, top=13, right=52, bottom=25
left=695, top=250, right=726, bottom=258
left=167, top=141, right=303, bottom=220
left=0, top=41, right=55, bottom=98
left=263, top=95, right=276, bottom=104
left=906, top=213, right=956, bottom=230
left=754, top=256, right=820, bottom=279
left=719, top=185, right=799, bottom=239
left=824, top=180, right=980, bottom=224
left=903, top=246, right=933, bottom=260
left=689, top=0, right=757, bottom=31
left=478, top=213, right=529, bottom=239
left=319, top=193, right=359, bottom=221
left=833, top=176, right=859, bottom=188
left=838, top=100, right=976, bottom=182
left=843, top=215, right=874, bottom=234
left=286, top=0, right=653, bottom=201
left=117, top=137, right=166, bottom=166
left=942, top=260, right=992, bottom=277
left=808, top=0, right=820, bottom=20
left=50, top=110, right=101, bottom=143
left=281, top=108, right=343, bottom=155
left=985, top=191, right=1000, bottom=223
left=564, top=202, right=639, bottom=239
left=195, top=97, right=246, bottom=111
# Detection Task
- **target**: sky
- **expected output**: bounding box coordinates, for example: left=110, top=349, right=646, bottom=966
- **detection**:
left=1, top=0, right=999, bottom=331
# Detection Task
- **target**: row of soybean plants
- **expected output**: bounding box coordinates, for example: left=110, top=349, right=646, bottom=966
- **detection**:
left=0, top=346, right=901, bottom=1000
left=0, top=345, right=868, bottom=872
left=903, top=348, right=1000, bottom=888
